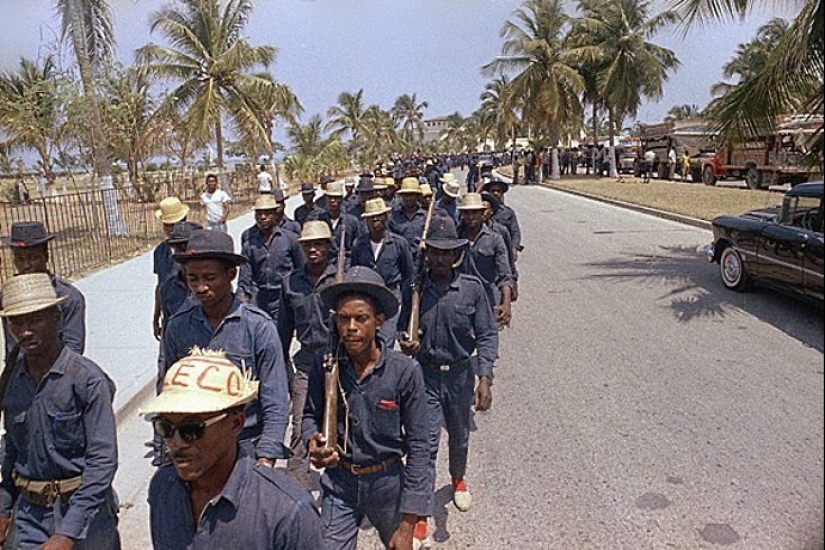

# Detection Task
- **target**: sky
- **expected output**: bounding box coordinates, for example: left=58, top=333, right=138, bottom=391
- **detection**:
left=0, top=0, right=803, bottom=140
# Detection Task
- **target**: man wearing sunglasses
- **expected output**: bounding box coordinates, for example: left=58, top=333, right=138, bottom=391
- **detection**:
left=0, top=274, right=119, bottom=550
left=143, top=349, right=322, bottom=549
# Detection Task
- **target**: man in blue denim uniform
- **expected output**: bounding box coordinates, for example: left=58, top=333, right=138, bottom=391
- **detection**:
left=144, top=350, right=322, bottom=549
left=309, top=181, right=361, bottom=263
left=1, top=222, right=86, bottom=358
left=434, top=177, right=461, bottom=223
left=162, top=230, right=291, bottom=464
left=481, top=192, right=518, bottom=300
left=457, top=193, right=514, bottom=328
left=238, top=195, right=305, bottom=322
left=271, top=188, right=302, bottom=238
left=303, top=267, right=430, bottom=550
left=480, top=178, right=523, bottom=262
left=351, top=198, right=414, bottom=349
left=0, top=274, right=119, bottom=550
left=152, top=197, right=189, bottom=341
left=389, top=178, right=426, bottom=250
left=295, top=183, right=322, bottom=227
left=277, top=221, right=337, bottom=489
left=399, top=216, right=497, bottom=522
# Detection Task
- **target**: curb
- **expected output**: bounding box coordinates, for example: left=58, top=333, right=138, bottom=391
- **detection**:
left=115, top=377, right=156, bottom=425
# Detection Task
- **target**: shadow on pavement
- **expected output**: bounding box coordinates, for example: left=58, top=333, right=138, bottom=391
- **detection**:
left=583, top=244, right=824, bottom=353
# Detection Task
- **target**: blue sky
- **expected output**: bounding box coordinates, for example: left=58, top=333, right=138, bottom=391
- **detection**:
left=1, top=0, right=802, bottom=135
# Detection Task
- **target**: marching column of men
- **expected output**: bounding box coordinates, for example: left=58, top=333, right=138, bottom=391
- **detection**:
left=0, top=161, right=522, bottom=549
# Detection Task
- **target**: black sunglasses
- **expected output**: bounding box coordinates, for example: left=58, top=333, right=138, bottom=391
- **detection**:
left=152, top=412, right=228, bottom=442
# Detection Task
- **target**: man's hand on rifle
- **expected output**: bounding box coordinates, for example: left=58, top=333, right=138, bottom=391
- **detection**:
left=308, top=432, right=339, bottom=469
left=398, top=334, right=420, bottom=356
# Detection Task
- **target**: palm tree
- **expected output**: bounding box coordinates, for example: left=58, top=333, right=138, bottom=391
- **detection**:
left=326, top=90, right=366, bottom=147
left=360, top=105, right=398, bottom=165
left=671, top=0, right=823, bottom=161
left=665, top=103, right=704, bottom=121
left=58, top=0, right=127, bottom=234
left=0, top=56, right=60, bottom=191
left=283, top=114, right=348, bottom=181
left=391, top=93, right=429, bottom=145
left=137, top=0, right=281, bottom=177
left=571, top=0, right=680, bottom=176
left=483, top=0, right=585, bottom=180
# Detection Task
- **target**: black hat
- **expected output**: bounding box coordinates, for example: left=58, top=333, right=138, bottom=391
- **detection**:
left=480, top=177, right=509, bottom=193
left=270, top=188, right=286, bottom=202
left=172, top=229, right=247, bottom=266
left=480, top=191, right=500, bottom=213
left=424, top=215, right=467, bottom=250
left=321, top=266, right=399, bottom=318
left=300, top=183, right=315, bottom=195
left=356, top=175, right=376, bottom=193
left=2, top=221, right=56, bottom=248
left=319, top=175, right=334, bottom=185
left=167, top=221, right=203, bottom=246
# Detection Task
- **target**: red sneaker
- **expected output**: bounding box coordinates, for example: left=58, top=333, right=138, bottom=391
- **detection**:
left=452, top=478, right=472, bottom=511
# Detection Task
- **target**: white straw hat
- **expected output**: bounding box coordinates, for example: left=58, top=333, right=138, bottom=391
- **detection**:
left=0, top=273, right=67, bottom=317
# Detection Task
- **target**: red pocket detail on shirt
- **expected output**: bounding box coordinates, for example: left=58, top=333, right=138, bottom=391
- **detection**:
left=377, top=399, right=398, bottom=410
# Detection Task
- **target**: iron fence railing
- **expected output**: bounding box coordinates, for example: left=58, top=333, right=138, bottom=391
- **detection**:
left=1, top=169, right=262, bottom=283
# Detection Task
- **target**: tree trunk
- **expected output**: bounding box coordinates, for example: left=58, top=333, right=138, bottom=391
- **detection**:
left=590, top=102, right=598, bottom=175
left=608, top=107, right=618, bottom=178
left=67, top=0, right=128, bottom=236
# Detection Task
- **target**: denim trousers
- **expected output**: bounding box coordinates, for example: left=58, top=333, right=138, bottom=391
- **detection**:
left=286, top=369, right=311, bottom=489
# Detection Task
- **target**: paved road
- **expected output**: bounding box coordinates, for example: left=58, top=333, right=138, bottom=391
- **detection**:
left=113, top=179, right=823, bottom=549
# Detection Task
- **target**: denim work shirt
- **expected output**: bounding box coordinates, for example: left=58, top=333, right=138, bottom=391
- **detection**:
left=493, top=204, right=523, bottom=251
left=153, top=240, right=175, bottom=285
left=410, top=272, right=498, bottom=379
left=0, top=348, right=117, bottom=541
left=388, top=207, right=426, bottom=250
left=350, top=232, right=414, bottom=291
left=162, top=299, right=290, bottom=459
left=490, top=220, right=518, bottom=281
left=158, top=267, right=195, bottom=327
left=434, top=198, right=459, bottom=224
left=276, top=265, right=336, bottom=372
left=2, top=274, right=86, bottom=357
left=301, top=342, right=431, bottom=516
left=238, top=225, right=305, bottom=304
left=148, top=456, right=322, bottom=550
left=279, top=218, right=302, bottom=239
left=294, top=204, right=323, bottom=227
left=308, top=211, right=362, bottom=254
left=458, top=224, right=513, bottom=307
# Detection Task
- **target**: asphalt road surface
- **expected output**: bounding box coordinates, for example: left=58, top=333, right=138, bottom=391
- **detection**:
left=115, top=182, right=823, bottom=549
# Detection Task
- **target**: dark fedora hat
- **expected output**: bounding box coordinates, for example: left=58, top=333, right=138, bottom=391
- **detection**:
left=2, top=221, right=56, bottom=248
left=480, top=191, right=500, bottom=213
left=300, top=182, right=316, bottom=195
left=356, top=175, right=376, bottom=193
left=167, top=221, right=203, bottom=246
left=320, top=266, right=399, bottom=319
left=270, top=188, right=286, bottom=202
left=424, top=215, right=467, bottom=250
left=319, top=174, right=335, bottom=185
left=172, top=229, right=247, bottom=266
left=480, top=177, right=509, bottom=193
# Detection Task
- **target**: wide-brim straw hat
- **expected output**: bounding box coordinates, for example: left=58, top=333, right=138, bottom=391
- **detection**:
left=155, top=197, right=190, bottom=224
left=298, top=220, right=333, bottom=242
left=361, top=197, right=391, bottom=218
left=439, top=172, right=457, bottom=184
left=253, top=195, right=279, bottom=211
left=458, top=193, right=486, bottom=210
left=424, top=215, right=467, bottom=250
left=2, top=221, right=56, bottom=248
left=0, top=273, right=67, bottom=317
left=140, top=348, right=259, bottom=415
left=442, top=180, right=461, bottom=198
left=372, top=177, right=388, bottom=191
left=320, top=266, right=399, bottom=318
left=397, top=177, right=423, bottom=195
left=173, top=230, right=247, bottom=266
left=420, top=183, right=433, bottom=197
left=325, top=181, right=346, bottom=197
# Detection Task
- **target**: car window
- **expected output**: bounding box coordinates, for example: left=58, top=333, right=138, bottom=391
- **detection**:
left=782, top=195, right=823, bottom=233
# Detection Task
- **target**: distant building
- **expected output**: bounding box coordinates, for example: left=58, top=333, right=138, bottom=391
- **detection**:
left=421, top=116, right=450, bottom=144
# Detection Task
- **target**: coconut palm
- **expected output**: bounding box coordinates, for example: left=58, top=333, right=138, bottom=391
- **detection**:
left=0, top=56, right=60, bottom=191
left=665, top=103, right=704, bottom=121
left=137, top=0, right=281, bottom=174
left=671, top=0, right=823, bottom=161
left=571, top=0, right=679, bottom=176
left=360, top=105, right=398, bottom=164
left=58, top=0, right=127, bottom=233
left=391, top=93, right=429, bottom=145
left=326, top=90, right=367, bottom=147
left=284, top=114, right=348, bottom=181
left=483, top=0, right=585, bottom=179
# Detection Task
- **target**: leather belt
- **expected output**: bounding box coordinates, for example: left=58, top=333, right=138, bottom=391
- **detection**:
left=13, top=471, right=82, bottom=508
left=339, top=456, right=397, bottom=476
left=432, top=357, right=472, bottom=373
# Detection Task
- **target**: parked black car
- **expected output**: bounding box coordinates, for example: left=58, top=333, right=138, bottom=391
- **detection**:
left=705, top=181, right=824, bottom=306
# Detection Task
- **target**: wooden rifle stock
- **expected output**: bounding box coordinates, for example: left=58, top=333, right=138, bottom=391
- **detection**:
left=322, top=223, right=347, bottom=450
left=402, top=199, right=436, bottom=344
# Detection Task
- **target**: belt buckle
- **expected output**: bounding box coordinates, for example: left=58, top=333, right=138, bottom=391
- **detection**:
left=439, top=364, right=450, bottom=372
left=42, top=482, right=58, bottom=507
left=349, top=463, right=363, bottom=475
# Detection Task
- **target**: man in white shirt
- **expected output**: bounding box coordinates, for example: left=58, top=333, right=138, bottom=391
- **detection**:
left=200, top=173, right=232, bottom=232
left=256, top=164, right=273, bottom=194
left=667, top=147, right=677, bottom=181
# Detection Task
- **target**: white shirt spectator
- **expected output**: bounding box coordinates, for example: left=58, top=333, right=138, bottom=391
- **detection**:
left=201, top=188, right=232, bottom=231
left=257, top=169, right=273, bottom=193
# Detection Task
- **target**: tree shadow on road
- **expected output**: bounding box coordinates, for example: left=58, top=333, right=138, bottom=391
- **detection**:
left=583, top=244, right=824, bottom=353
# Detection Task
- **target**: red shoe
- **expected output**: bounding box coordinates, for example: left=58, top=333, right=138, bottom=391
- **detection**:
left=452, top=478, right=472, bottom=511
left=413, top=517, right=431, bottom=549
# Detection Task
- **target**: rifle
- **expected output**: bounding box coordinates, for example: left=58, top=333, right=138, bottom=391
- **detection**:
left=401, top=199, right=436, bottom=345
left=322, top=224, right=346, bottom=452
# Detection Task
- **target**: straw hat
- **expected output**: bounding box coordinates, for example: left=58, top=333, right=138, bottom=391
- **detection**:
left=419, top=183, right=433, bottom=197
left=397, top=177, right=423, bottom=195
left=0, top=273, right=67, bottom=317
left=325, top=181, right=346, bottom=197
left=361, top=197, right=391, bottom=218
left=172, top=230, right=247, bottom=266
left=321, top=266, right=399, bottom=318
left=298, top=220, right=333, bottom=242
left=458, top=193, right=486, bottom=210
left=253, top=195, right=279, bottom=211
left=439, top=172, right=457, bottom=184
left=2, top=221, right=56, bottom=248
left=155, top=197, right=190, bottom=224
left=442, top=179, right=461, bottom=198
left=373, top=177, right=388, bottom=191
left=140, top=348, right=259, bottom=415
left=424, top=215, right=467, bottom=250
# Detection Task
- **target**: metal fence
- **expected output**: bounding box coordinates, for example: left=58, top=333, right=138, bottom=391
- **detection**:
left=0, top=168, right=262, bottom=283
